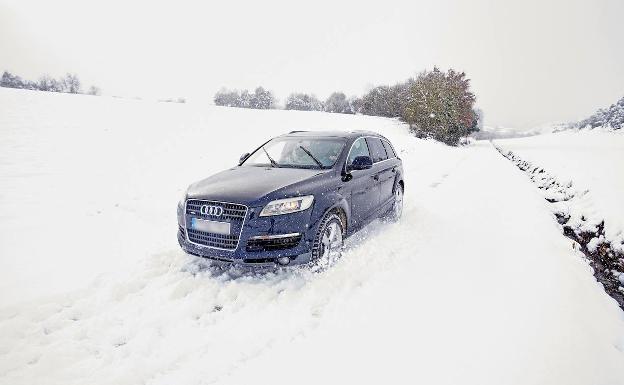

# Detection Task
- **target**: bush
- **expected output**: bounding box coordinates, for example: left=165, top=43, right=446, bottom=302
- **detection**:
left=87, top=85, right=101, bottom=96
left=214, top=87, right=275, bottom=109
left=403, top=68, right=476, bottom=146
left=38, top=75, right=63, bottom=92
left=284, top=93, right=323, bottom=111
left=1, top=70, right=95, bottom=95
left=0, top=71, right=24, bottom=89
left=576, top=96, right=623, bottom=130
left=356, top=81, right=413, bottom=118
left=357, top=85, right=393, bottom=117
left=469, top=108, right=483, bottom=135
left=249, top=87, right=275, bottom=109
left=324, top=92, right=354, bottom=114
left=214, top=88, right=240, bottom=107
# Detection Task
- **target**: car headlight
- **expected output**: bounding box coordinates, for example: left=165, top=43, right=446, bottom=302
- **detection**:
left=259, top=195, right=314, bottom=217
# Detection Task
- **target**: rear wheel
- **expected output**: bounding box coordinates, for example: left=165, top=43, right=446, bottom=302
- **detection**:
left=310, top=213, right=344, bottom=264
left=389, top=183, right=403, bottom=221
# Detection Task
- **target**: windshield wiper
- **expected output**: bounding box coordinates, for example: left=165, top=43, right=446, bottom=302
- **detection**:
left=262, top=146, right=280, bottom=167
left=298, top=145, right=324, bottom=168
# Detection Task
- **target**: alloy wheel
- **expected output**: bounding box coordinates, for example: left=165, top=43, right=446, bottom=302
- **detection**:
left=393, top=185, right=403, bottom=220
left=320, top=221, right=343, bottom=259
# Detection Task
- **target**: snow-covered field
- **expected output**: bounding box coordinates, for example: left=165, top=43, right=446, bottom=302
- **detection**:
left=1, top=88, right=623, bottom=385
left=495, top=130, right=624, bottom=254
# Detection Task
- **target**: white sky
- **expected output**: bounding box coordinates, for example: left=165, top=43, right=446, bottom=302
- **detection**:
left=1, top=0, right=623, bottom=129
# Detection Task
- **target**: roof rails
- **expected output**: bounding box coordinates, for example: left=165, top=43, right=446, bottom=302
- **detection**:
left=350, top=130, right=379, bottom=136
left=288, top=130, right=308, bottom=134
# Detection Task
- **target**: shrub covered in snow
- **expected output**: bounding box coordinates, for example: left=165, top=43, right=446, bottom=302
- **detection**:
left=352, top=69, right=480, bottom=146
left=1, top=70, right=96, bottom=95
left=403, top=68, right=477, bottom=146
left=323, top=92, right=354, bottom=114
left=37, top=75, right=65, bottom=92
left=1, top=71, right=37, bottom=90
left=355, top=82, right=412, bottom=118
left=284, top=93, right=323, bottom=111
left=575, top=96, right=624, bottom=130
left=86, top=85, right=101, bottom=96
left=214, top=87, right=275, bottom=109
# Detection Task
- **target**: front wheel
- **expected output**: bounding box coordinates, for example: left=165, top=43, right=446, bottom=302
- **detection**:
left=310, top=213, right=344, bottom=265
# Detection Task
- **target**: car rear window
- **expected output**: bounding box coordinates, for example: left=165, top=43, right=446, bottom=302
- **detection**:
left=366, top=137, right=388, bottom=163
left=382, top=139, right=396, bottom=158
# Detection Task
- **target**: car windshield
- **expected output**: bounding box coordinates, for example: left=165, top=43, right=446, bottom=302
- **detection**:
left=243, top=137, right=346, bottom=169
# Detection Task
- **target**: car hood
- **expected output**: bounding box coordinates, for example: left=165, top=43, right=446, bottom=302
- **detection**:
left=186, top=166, right=329, bottom=205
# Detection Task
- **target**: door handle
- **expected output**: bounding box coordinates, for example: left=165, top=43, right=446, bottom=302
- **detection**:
left=391, top=167, right=397, bottom=173
left=372, top=174, right=379, bottom=181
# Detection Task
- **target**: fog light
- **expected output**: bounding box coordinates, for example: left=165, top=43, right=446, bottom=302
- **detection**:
left=277, top=256, right=291, bottom=265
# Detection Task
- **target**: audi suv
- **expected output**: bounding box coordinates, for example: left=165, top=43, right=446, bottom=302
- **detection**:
left=177, top=130, right=404, bottom=266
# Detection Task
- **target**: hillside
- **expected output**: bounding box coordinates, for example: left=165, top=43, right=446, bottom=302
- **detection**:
left=1, top=88, right=623, bottom=385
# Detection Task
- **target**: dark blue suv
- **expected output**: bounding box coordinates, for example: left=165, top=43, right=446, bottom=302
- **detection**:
left=177, top=130, right=404, bottom=266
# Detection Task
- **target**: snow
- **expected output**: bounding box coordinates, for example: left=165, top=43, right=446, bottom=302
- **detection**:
left=494, top=129, right=624, bottom=253
left=1, top=88, right=624, bottom=385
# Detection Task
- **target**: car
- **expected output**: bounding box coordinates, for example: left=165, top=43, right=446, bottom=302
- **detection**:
left=177, top=130, right=404, bottom=267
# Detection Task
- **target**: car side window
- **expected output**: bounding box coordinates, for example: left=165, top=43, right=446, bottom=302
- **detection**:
left=347, top=138, right=370, bottom=166
left=366, top=137, right=388, bottom=163
left=382, top=139, right=396, bottom=158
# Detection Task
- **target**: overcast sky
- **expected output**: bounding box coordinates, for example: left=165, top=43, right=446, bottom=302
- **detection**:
left=1, top=0, right=623, bottom=129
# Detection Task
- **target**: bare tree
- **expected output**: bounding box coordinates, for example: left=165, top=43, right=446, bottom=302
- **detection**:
left=38, top=75, right=63, bottom=92
left=61, top=73, right=81, bottom=93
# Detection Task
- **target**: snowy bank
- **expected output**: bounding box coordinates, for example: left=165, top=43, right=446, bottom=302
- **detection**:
left=495, top=129, right=624, bottom=308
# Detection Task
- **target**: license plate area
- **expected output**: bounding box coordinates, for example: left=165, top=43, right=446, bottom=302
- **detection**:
left=190, top=218, right=231, bottom=235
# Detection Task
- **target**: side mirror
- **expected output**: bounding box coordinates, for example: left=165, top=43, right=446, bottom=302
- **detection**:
left=239, top=152, right=250, bottom=165
left=349, top=155, right=373, bottom=171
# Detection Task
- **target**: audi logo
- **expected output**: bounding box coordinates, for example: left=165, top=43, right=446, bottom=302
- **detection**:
left=200, top=205, right=224, bottom=217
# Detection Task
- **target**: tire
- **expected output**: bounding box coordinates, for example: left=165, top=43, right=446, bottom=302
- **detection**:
left=310, top=212, right=344, bottom=263
left=388, top=183, right=404, bottom=222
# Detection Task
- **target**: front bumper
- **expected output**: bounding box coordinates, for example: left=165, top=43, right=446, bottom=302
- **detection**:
left=177, top=203, right=317, bottom=266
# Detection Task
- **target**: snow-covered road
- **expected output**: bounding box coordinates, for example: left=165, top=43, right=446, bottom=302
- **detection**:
left=1, top=89, right=623, bottom=385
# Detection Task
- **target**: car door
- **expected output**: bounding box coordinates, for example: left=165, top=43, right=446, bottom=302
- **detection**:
left=345, top=137, right=379, bottom=229
left=380, top=138, right=400, bottom=205
left=366, top=137, right=395, bottom=208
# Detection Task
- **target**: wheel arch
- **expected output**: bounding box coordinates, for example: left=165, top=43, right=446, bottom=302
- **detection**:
left=312, top=190, right=350, bottom=234
left=394, top=175, right=405, bottom=192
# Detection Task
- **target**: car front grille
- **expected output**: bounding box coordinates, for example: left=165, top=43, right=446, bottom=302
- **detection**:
left=185, top=199, right=248, bottom=250
left=186, top=200, right=247, bottom=221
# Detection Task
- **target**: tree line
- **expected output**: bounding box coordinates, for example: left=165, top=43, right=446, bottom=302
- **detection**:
left=0, top=71, right=100, bottom=96
left=214, top=68, right=481, bottom=145
left=214, top=87, right=355, bottom=114
left=574, top=95, right=623, bottom=130
left=3, top=67, right=481, bottom=146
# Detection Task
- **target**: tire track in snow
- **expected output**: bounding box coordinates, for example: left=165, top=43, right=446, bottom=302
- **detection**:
left=0, top=135, right=471, bottom=385
left=0, top=214, right=423, bottom=385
